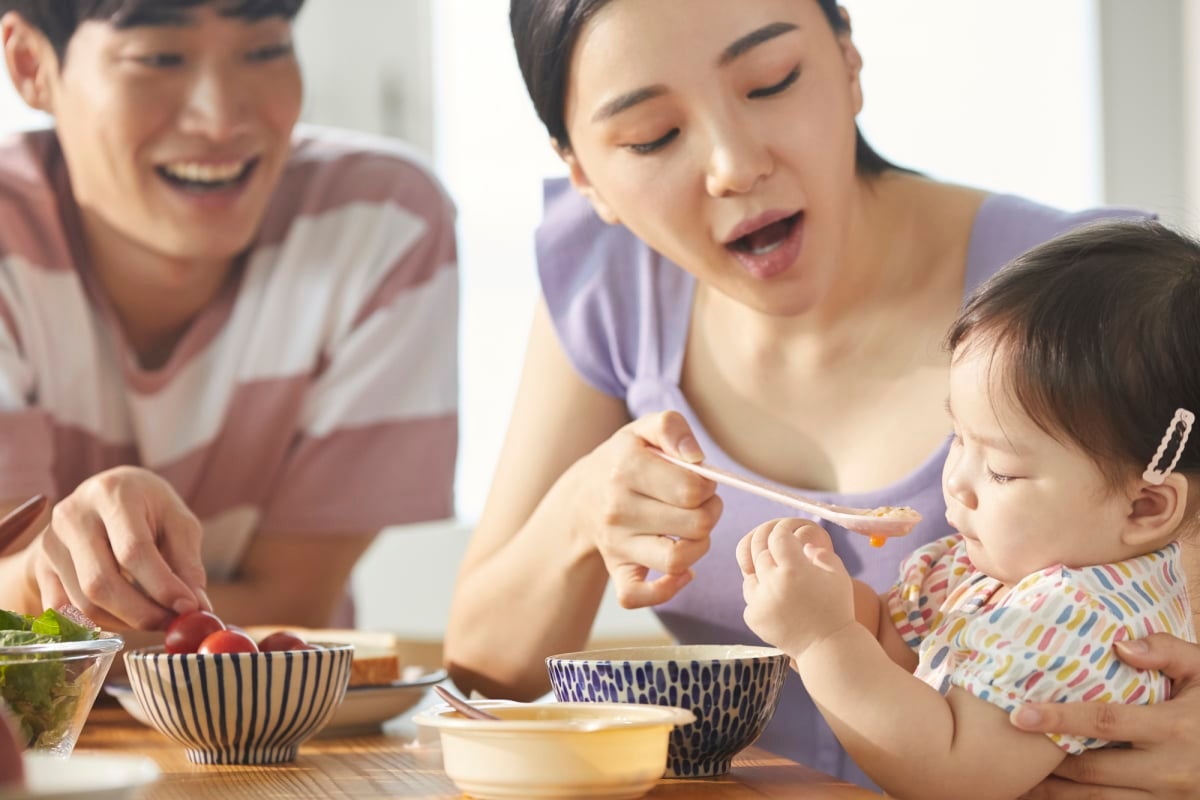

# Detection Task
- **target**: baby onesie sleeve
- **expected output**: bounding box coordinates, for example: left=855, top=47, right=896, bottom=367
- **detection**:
left=886, top=535, right=978, bottom=650
left=946, top=568, right=1171, bottom=754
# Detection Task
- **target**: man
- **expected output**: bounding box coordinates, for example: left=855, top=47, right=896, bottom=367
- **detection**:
left=0, top=0, right=459, bottom=632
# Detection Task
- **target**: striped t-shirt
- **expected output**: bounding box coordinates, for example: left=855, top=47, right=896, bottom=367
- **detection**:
left=0, top=126, right=458, bottom=579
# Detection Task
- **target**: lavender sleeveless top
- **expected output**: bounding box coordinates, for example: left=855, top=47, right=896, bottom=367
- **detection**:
left=535, top=177, right=1148, bottom=788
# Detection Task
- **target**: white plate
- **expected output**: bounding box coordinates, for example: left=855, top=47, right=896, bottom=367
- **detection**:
left=0, top=753, right=159, bottom=800
left=104, top=665, right=447, bottom=737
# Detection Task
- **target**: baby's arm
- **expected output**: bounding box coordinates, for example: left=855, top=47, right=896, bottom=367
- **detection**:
left=740, top=520, right=1064, bottom=800
left=797, top=623, right=1064, bottom=800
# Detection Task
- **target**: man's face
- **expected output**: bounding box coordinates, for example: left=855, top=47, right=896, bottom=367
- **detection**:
left=42, top=5, right=302, bottom=271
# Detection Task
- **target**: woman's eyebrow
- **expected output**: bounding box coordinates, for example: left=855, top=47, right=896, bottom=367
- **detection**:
left=719, top=21, right=799, bottom=66
left=592, top=21, right=800, bottom=124
left=592, top=85, right=667, bottom=123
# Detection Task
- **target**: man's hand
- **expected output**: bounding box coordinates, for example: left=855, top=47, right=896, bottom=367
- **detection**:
left=1012, top=633, right=1200, bottom=799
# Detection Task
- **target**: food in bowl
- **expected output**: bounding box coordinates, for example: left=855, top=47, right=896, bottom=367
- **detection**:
left=0, top=607, right=122, bottom=755
left=547, top=644, right=789, bottom=778
left=124, top=641, right=353, bottom=764
left=244, top=627, right=403, bottom=686
left=414, top=700, right=694, bottom=800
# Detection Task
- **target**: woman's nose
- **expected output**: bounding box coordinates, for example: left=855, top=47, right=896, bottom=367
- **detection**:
left=704, top=121, right=772, bottom=198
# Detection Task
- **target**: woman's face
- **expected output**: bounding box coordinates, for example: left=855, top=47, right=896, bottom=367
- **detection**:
left=560, top=0, right=864, bottom=316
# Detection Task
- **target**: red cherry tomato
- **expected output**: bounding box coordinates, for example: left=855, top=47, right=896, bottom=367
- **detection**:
left=258, top=631, right=314, bottom=652
left=164, top=610, right=225, bottom=654
left=197, top=629, right=259, bottom=655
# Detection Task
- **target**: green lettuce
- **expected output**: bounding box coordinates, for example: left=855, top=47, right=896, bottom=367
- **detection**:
left=0, top=608, right=98, bottom=749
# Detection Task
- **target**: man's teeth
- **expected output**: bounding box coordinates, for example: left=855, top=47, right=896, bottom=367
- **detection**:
left=161, top=161, right=249, bottom=184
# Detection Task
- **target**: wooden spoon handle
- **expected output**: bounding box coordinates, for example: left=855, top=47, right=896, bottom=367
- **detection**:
left=0, top=495, right=47, bottom=557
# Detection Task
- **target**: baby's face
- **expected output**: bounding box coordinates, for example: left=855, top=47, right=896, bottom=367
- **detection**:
left=941, top=346, right=1134, bottom=584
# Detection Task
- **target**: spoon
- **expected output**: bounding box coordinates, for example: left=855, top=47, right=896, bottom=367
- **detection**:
left=0, top=495, right=47, bottom=557
left=650, top=449, right=920, bottom=546
left=434, top=685, right=500, bottom=720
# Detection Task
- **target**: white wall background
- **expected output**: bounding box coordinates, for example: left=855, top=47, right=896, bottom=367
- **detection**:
left=1, top=1, right=1194, bottom=641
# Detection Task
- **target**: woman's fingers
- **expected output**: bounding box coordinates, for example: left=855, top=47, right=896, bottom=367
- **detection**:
left=628, top=410, right=704, bottom=463
left=1112, top=634, right=1200, bottom=693
left=610, top=563, right=693, bottom=609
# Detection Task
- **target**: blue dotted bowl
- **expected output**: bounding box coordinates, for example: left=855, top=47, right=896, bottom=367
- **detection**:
left=546, top=644, right=788, bottom=778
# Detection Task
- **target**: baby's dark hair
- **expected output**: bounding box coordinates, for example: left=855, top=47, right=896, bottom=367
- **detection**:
left=0, top=0, right=304, bottom=62
left=947, top=219, right=1200, bottom=493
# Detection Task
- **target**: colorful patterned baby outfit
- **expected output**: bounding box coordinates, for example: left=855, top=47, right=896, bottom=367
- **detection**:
left=887, top=536, right=1195, bottom=753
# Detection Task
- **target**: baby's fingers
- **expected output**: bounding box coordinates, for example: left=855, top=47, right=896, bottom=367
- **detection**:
left=802, top=541, right=847, bottom=575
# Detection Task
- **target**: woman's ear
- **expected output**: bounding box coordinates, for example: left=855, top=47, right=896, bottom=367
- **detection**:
left=553, top=139, right=620, bottom=225
left=2, top=11, right=58, bottom=113
left=835, top=9, right=864, bottom=116
left=1121, top=473, right=1188, bottom=550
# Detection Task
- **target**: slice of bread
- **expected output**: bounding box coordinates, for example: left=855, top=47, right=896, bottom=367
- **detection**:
left=245, top=627, right=402, bottom=687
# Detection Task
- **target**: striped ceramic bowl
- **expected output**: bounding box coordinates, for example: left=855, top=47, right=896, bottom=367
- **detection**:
left=124, top=643, right=354, bottom=764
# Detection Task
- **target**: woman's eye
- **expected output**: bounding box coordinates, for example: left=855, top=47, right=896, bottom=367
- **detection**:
left=626, top=129, right=679, bottom=155
left=247, top=43, right=294, bottom=62
left=133, top=53, right=184, bottom=68
left=748, top=67, right=800, bottom=100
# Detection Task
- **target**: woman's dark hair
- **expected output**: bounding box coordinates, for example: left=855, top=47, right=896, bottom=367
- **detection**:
left=0, top=0, right=305, bottom=62
left=509, top=0, right=899, bottom=175
left=947, top=219, right=1200, bottom=492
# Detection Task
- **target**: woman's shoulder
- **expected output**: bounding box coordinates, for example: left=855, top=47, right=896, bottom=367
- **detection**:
left=534, top=178, right=692, bottom=398
left=965, top=193, right=1153, bottom=288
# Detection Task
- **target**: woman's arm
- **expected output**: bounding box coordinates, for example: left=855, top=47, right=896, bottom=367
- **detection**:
left=445, top=302, right=721, bottom=700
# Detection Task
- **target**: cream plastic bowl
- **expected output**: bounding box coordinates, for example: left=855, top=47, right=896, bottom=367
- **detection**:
left=124, top=643, right=353, bottom=764
left=413, top=700, right=694, bottom=800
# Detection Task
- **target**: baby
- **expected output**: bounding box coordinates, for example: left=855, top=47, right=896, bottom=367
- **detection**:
left=738, top=219, right=1199, bottom=800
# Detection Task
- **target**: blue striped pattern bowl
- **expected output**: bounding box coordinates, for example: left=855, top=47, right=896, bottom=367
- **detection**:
left=124, top=643, right=354, bottom=764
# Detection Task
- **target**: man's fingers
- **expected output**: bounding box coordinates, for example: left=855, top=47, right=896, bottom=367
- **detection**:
left=1113, top=634, right=1200, bottom=686
left=101, top=503, right=198, bottom=615
left=1010, top=700, right=1164, bottom=745
left=157, top=501, right=207, bottom=608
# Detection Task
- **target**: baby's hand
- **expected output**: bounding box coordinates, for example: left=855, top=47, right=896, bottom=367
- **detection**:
left=740, top=519, right=855, bottom=658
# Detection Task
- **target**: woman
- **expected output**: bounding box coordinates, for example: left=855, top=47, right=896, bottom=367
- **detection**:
left=445, top=0, right=1200, bottom=794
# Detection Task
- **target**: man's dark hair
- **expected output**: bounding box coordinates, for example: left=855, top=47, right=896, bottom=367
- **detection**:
left=947, top=219, right=1200, bottom=491
left=0, top=0, right=305, bottom=62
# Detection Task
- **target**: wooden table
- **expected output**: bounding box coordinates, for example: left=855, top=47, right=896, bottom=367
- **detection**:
left=77, top=702, right=879, bottom=799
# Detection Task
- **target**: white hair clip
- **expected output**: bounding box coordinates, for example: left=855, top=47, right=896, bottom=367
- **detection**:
left=1143, top=408, right=1195, bottom=485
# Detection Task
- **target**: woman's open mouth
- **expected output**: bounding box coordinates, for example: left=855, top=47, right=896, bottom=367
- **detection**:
left=725, top=211, right=804, bottom=280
